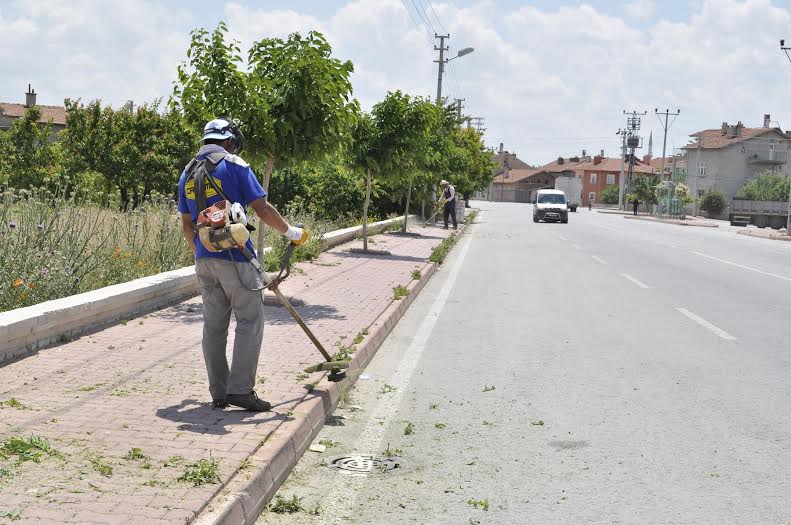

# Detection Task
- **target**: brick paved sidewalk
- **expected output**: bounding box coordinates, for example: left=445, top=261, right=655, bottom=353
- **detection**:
left=0, top=226, right=454, bottom=524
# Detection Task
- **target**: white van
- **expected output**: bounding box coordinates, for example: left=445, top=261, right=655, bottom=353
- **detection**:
left=533, top=189, right=569, bottom=223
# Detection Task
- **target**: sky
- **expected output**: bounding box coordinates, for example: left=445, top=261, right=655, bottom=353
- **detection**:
left=3, top=0, right=791, bottom=164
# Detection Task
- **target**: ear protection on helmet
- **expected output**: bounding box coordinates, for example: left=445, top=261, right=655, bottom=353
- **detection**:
left=215, top=117, right=245, bottom=154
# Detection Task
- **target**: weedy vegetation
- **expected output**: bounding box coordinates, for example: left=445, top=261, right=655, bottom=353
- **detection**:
left=178, top=458, right=220, bottom=486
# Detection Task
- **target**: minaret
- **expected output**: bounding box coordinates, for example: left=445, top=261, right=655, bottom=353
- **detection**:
left=647, top=131, right=653, bottom=158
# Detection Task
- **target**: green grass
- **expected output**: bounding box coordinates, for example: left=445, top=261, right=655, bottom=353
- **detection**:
left=467, top=498, right=489, bottom=511
left=464, top=209, right=479, bottom=225
left=0, top=508, right=22, bottom=521
left=178, top=458, right=220, bottom=486
left=331, top=344, right=355, bottom=362
left=318, top=439, right=338, bottom=448
left=125, top=448, right=146, bottom=460
left=381, top=384, right=397, bottom=394
left=393, top=284, right=409, bottom=300
left=0, top=398, right=28, bottom=410
left=411, top=269, right=421, bottom=280
left=531, top=420, right=545, bottom=426
left=403, top=422, right=415, bottom=435
left=89, top=457, right=113, bottom=477
left=163, top=455, right=184, bottom=467
left=434, top=422, right=447, bottom=429
left=429, top=233, right=457, bottom=264
left=142, top=479, right=165, bottom=487
left=482, top=385, right=496, bottom=392
left=1, top=436, right=61, bottom=463
left=352, top=331, right=365, bottom=345
left=269, top=494, right=303, bottom=514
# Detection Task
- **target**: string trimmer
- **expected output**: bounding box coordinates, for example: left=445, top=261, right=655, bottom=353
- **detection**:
left=193, top=164, right=348, bottom=382
left=246, top=231, right=348, bottom=383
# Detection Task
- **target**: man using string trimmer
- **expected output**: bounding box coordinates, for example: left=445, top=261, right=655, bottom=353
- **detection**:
left=178, top=118, right=308, bottom=412
left=439, top=179, right=457, bottom=230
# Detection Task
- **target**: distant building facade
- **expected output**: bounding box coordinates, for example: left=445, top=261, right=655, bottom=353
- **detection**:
left=0, top=85, right=67, bottom=141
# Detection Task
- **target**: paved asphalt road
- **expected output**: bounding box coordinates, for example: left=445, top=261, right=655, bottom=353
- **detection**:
left=256, top=202, right=791, bottom=524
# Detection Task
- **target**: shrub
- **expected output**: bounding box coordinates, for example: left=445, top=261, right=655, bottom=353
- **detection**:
left=735, top=171, right=790, bottom=201
left=600, top=184, right=619, bottom=205
left=699, top=189, right=727, bottom=215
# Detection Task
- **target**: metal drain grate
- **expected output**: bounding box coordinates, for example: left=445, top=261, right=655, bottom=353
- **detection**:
left=327, top=455, right=404, bottom=474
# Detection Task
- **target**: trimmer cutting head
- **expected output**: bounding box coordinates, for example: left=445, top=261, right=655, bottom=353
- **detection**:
left=304, top=360, right=349, bottom=382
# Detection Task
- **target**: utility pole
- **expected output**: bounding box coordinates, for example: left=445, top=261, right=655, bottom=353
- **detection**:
left=617, top=129, right=627, bottom=207
left=619, top=110, right=646, bottom=207
left=655, top=108, right=680, bottom=179
left=434, top=34, right=449, bottom=104
left=779, top=39, right=791, bottom=234
left=469, top=117, right=485, bottom=134
left=454, top=98, right=465, bottom=125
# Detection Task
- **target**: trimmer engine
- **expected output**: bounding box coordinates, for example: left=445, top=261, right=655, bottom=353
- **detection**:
left=196, top=200, right=250, bottom=252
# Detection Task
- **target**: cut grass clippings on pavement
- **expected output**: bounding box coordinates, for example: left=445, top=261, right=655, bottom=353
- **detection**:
left=0, top=398, right=28, bottom=410
left=467, top=498, right=490, bottom=511
left=178, top=458, right=220, bottom=486
left=1, top=436, right=61, bottom=463
left=0, top=508, right=22, bottom=521
left=89, top=457, right=113, bottom=477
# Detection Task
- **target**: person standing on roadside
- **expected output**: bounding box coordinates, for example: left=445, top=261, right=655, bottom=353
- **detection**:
left=633, top=198, right=640, bottom=216
left=439, top=179, right=457, bottom=230
left=178, top=118, right=308, bottom=412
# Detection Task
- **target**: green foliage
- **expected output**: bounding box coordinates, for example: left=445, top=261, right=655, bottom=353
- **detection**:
left=467, top=499, right=490, bottom=511
left=89, top=456, right=113, bottom=477
left=411, top=270, right=421, bottom=280
left=0, top=106, right=61, bottom=189
left=59, top=99, right=195, bottom=209
left=125, top=448, right=147, bottom=460
left=178, top=458, right=221, bottom=486
left=248, top=31, right=357, bottom=166
left=699, top=188, right=727, bottom=214
left=630, top=175, right=660, bottom=205
left=600, top=184, right=619, bottom=205
left=0, top=187, right=193, bottom=312
left=735, top=170, right=790, bottom=201
left=269, top=494, right=304, bottom=514
left=429, top=233, right=457, bottom=264
left=392, top=284, right=409, bottom=300
left=0, top=399, right=28, bottom=410
left=675, top=182, right=694, bottom=206
left=403, top=422, right=415, bottom=435
left=0, top=508, right=22, bottom=521
left=1, top=436, right=61, bottom=463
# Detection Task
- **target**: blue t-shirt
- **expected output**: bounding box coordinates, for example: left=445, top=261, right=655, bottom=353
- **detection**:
left=177, top=146, right=267, bottom=262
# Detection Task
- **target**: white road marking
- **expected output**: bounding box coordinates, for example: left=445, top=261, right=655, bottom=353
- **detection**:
left=558, top=235, right=568, bottom=241
left=591, top=255, right=608, bottom=265
left=620, top=273, right=650, bottom=288
left=692, top=251, right=791, bottom=283
left=319, top=229, right=474, bottom=521
left=675, top=307, right=737, bottom=341
left=572, top=244, right=584, bottom=250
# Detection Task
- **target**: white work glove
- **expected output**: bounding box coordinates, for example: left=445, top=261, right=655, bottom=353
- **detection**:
left=285, top=225, right=309, bottom=245
left=229, top=202, right=248, bottom=226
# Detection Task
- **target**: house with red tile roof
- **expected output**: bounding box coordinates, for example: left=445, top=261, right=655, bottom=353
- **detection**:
left=683, top=115, right=791, bottom=216
left=0, top=86, right=67, bottom=141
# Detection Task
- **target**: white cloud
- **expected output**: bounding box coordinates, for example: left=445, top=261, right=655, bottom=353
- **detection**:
left=2, top=0, right=791, bottom=164
left=625, top=0, right=655, bottom=20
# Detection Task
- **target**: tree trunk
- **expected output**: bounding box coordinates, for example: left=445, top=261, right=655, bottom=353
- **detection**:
left=402, top=181, right=412, bottom=233
left=255, top=154, right=277, bottom=263
left=362, top=167, right=372, bottom=252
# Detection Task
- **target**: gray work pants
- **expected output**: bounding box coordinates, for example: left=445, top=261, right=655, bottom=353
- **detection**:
left=195, top=257, right=264, bottom=399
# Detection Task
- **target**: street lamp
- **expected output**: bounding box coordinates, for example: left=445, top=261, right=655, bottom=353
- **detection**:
left=435, top=38, right=474, bottom=104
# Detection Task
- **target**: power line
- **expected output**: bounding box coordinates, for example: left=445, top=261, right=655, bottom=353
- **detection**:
left=410, top=0, right=436, bottom=34
left=400, top=0, right=433, bottom=46
left=425, top=0, right=449, bottom=34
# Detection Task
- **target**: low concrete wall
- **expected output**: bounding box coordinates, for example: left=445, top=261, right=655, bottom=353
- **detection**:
left=0, top=215, right=416, bottom=366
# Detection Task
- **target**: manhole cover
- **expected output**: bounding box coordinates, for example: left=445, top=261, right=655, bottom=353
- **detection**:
left=327, top=455, right=405, bottom=475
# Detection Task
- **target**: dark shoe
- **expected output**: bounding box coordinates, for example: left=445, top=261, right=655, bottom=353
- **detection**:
left=212, top=398, right=228, bottom=409
left=226, top=391, right=272, bottom=412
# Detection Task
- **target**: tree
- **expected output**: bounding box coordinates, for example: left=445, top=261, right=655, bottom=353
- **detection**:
left=172, top=24, right=357, bottom=254
left=348, top=111, right=380, bottom=251
left=0, top=106, right=61, bottom=189
left=368, top=91, right=432, bottom=234
left=600, top=184, right=619, bottom=205
left=699, top=188, right=726, bottom=215
left=451, top=127, right=496, bottom=200
left=735, top=170, right=790, bottom=201
left=629, top=175, right=659, bottom=206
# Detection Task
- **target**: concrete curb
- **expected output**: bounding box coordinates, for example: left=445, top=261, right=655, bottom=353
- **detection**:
left=623, top=215, right=719, bottom=228
left=196, top=222, right=471, bottom=525
left=737, top=229, right=791, bottom=241
left=0, top=215, right=417, bottom=366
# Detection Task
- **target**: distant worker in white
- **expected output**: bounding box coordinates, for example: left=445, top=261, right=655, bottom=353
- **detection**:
left=438, top=179, right=457, bottom=230
left=177, top=118, right=308, bottom=412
